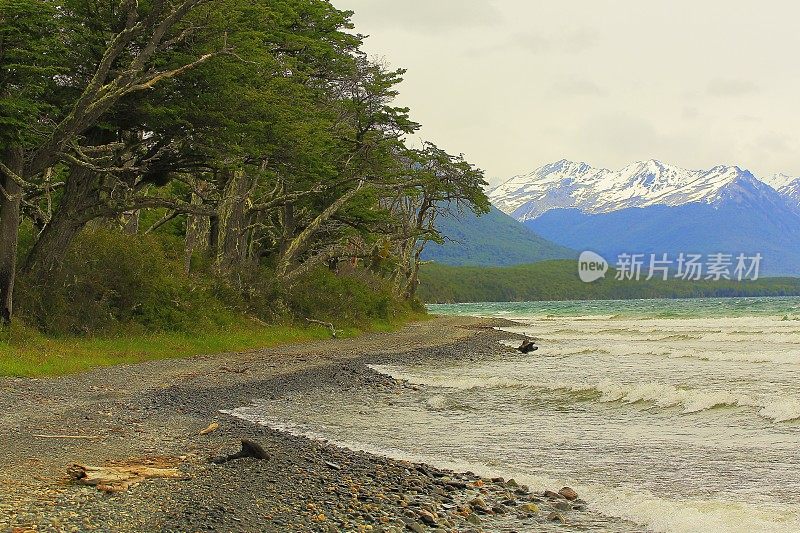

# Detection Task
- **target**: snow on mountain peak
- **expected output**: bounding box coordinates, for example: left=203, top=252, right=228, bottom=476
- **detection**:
left=762, top=173, right=800, bottom=210
left=489, top=160, right=795, bottom=221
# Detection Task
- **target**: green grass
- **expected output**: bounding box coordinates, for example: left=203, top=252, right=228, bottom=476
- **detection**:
left=0, top=315, right=424, bottom=378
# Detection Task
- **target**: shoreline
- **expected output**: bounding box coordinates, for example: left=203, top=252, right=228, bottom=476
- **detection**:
left=1, top=316, right=634, bottom=532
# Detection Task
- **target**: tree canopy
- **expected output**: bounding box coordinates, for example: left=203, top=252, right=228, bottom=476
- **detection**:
left=0, top=0, right=489, bottom=330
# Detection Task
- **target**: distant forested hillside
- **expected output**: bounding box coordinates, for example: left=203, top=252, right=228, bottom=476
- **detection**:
left=419, top=261, right=800, bottom=303
left=421, top=206, right=575, bottom=266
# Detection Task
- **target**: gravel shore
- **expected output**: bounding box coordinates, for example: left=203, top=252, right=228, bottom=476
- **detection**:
left=1, top=316, right=633, bottom=532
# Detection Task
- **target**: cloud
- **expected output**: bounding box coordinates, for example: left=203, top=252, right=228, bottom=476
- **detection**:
left=509, top=28, right=599, bottom=54
left=682, top=106, right=700, bottom=119
left=706, top=79, right=760, bottom=97
left=340, top=0, right=503, bottom=33
left=551, top=79, right=605, bottom=97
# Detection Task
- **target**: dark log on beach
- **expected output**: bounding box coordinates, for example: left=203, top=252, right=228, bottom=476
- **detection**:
left=517, top=340, right=538, bottom=354
left=210, top=439, right=269, bottom=464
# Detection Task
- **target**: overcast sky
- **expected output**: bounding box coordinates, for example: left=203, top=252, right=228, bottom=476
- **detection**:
left=332, top=0, right=800, bottom=186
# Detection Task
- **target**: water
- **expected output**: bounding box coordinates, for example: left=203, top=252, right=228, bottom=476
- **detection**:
left=228, top=297, right=800, bottom=533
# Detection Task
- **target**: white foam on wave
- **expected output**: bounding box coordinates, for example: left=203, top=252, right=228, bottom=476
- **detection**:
left=224, top=406, right=800, bottom=533
left=758, top=398, right=800, bottom=422
left=583, top=483, right=800, bottom=533
left=369, top=365, right=800, bottom=423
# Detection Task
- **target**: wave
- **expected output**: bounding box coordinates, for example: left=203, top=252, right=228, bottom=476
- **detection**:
left=758, top=399, right=800, bottom=422
left=225, top=408, right=800, bottom=533
left=368, top=365, right=800, bottom=423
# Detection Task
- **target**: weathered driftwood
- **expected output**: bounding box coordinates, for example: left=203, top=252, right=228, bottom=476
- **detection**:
left=210, top=439, right=269, bottom=464
left=67, top=457, right=185, bottom=493
left=517, top=339, right=539, bottom=354
left=199, top=421, right=219, bottom=435
left=34, top=434, right=101, bottom=439
left=305, top=318, right=337, bottom=338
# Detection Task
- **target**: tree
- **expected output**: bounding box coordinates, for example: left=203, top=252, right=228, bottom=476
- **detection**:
left=1, top=0, right=222, bottom=324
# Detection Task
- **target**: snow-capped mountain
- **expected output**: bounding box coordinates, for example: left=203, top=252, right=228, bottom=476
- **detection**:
left=490, top=159, right=800, bottom=276
left=489, top=159, right=799, bottom=221
left=764, top=173, right=800, bottom=210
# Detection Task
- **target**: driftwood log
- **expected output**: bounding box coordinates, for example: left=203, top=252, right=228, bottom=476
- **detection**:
left=210, top=439, right=269, bottom=464
left=517, top=339, right=539, bottom=354
left=305, top=318, right=337, bottom=338
left=67, top=457, right=185, bottom=493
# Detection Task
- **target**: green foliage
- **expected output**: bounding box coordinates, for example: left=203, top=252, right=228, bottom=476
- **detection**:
left=16, top=229, right=239, bottom=334
left=0, top=0, right=63, bottom=147
left=13, top=227, right=421, bottom=336
left=284, top=266, right=418, bottom=325
left=2, top=0, right=482, bottom=340
left=419, top=260, right=800, bottom=303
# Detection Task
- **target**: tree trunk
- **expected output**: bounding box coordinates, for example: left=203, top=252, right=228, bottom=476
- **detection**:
left=121, top=210, right=139, bottom=234
left=278, top=201, right=295, bottom=257
left=404, top=244, right=424, bottom=299
left=184, top=184, right=211, bottom=274
left=23, top=165, right=98, bottom=277
left=0, top=148, right=23, bottom=327
left=275, top=182, right=363, bottom=280
left=213, top=169, right=254, bottom=273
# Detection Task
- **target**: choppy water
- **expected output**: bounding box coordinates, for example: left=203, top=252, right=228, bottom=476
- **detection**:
left=229, top=297, right=800, bottom=533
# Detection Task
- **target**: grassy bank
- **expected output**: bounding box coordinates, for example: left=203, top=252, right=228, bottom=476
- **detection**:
left=0, top=316, right=423, bottom=378
left=3, top=228, right=426, bottom=378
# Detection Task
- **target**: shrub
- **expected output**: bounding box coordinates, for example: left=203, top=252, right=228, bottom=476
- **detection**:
left=16, top=228, right=240, bottom=335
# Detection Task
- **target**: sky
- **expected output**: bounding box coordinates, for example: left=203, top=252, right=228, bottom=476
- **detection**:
left=332, top=0, right=800, bottom=186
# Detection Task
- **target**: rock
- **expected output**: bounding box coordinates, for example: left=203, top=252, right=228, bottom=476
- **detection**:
left=469, top=496, right=486, bottom=509
left=402, top=518, right=425, bottom=533
left=325, top=461, right=342, bottom=471
left=505, top=478, right=519, bottom=488
left=547, top=511, right=566, bottom=523
left=519, top=503, right=539, bottom=513
left=554, top=501, right=572, bottom=511
left=558, top=486, right=578, bottom=501
left=465, top=513, right=481, bottom=525
left=417, top=509, right=437, bottom=526
left=543, top=490, right=562, bottom=500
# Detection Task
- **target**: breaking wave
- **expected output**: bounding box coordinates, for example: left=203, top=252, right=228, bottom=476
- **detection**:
left=369, top=365, right=800, bottom=423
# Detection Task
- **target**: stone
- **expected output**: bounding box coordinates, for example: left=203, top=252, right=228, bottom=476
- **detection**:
left=520, top=503, right=539, bottom=513
left=466, top=513, right=481, bottom=525
left=402, top=519, right=425, bottom=533
left=558, top=487, right=578, bottom=501
left=543, top=490, right=562, bottom=500
left=554, top=501, right=572, bottom=511
left=547, top=512, right=566, bottom=523
left=417, top=509, right=437, bottom=526
left=469, top=496, right=485, bottom=506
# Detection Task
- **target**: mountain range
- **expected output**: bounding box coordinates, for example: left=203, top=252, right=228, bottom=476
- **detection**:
left=489, top=160, right=800, bottom=276
left=420, top=206, right=575, bottom=266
